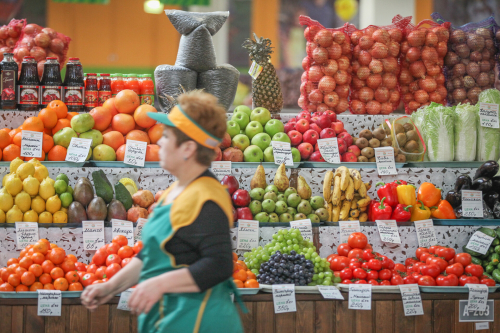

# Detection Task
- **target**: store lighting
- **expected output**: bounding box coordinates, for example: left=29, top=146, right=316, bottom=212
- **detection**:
left=144, top=0, right=164, bottom=14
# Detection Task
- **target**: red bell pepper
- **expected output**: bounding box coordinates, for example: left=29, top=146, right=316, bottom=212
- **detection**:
left=375, top=181, right=406, bottom=207
left=391, top=204, right=412, bottom=222
left=367, top=200, right=378, bottom=222
left=372, top=197, right=393, bottom=220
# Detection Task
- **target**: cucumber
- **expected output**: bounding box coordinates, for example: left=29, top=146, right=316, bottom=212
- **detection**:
left=492, top=269, right=500, bottom=283
left=486, top=264, right=495, bottom=273
left=471, top=256, right=483, bottom=265
left=478, top=227, right=497, bottom=238
left=463, top=245, right=482, bottom=257
left=493, top=238, right=500, bottom=246
left=491, top=253, right=500, bottom=266
left=495, top=245, right=500, bottom=254
left=489, top=247, right=495, bottom=255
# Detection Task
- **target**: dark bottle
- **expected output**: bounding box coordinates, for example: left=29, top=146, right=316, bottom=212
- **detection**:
left=40, top=57, right=63, bottom=108
left=63, top=57, right=84, bottom=112
left=1, top=53, right=18, bottom=110
left=84, top=73, right=98, bottom=111
left=17, top=56, right=40, bottom=111
left=98, top=73, right=111, bottom=106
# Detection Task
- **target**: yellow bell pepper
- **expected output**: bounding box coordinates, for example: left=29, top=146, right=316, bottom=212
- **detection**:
left=397, top=184, right=416, bottom=212
left=411, top=200, right=431, bottom=222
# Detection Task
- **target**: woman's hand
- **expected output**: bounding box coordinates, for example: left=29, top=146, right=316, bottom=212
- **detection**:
left=127, top=277, right=164, bottom=315
left=81, top=283, right=116, bottom=311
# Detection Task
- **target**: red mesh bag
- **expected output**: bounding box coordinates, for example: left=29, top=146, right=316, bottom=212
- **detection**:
left=348, top=15, right=411, bottom=115
left=0, top=19, right=26, bottom=60
left=432, top=13, right=498, bottom=105
left=400, top=19, right=451, bottom=114
left=299, top=16, right=354, bottom=114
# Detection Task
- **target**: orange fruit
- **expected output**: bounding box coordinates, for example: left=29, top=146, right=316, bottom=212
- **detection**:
left=145, top=144, right=159, bottom=161
left=50, top=243, right=58, bottom=249
left=246, top=270, right=257, bottom=280
left=43, top=283, right=55, bottom=290
left=39, top=273, right=52, bottom=285
left=50, top=267, right=64, bottom=280
left=33, top=241, right=49, bottom=255
left=47, top=100, right=68, bottom=119
left=42, top=133, right=54, bottom=153
left=38, top=108, right=58, bottom=129
left=16, top=284, right=29, bottom=292
left=244, top=279, right=259, bottom=288
left=236, top=260, right=248, bottom=271
left=134, top=123, right=144, bottom=131
left=103, top=98, right=119, bottom=117
left=0, top=129, right=11, bottom=149
left=111, top=113, right=135, bottom=135
left=232, top=269, right=247, bottom=282
left=29, top=264, right=43, bottom=277
left=9, top=128, right=22, bottom=140
left=29, top=282, right=43, bottom=291
left=3, top=144, right=21, bottom=161
left=19, top=257, right=33, bottom=269
left=114, top=90, right=140, bottom=114
left=68, top=282, right=83, bottom=291
left=65, top=271, right=79, bottom=283
left=126, top=130, right=150, bottom=144
left=48, top=248, right=66, bottom=264
left=43, top=128, right=51, bottom=136
left=21, top=271, right=35, bottom=286
left=112, top=235, right=128, bottom=247
left=233, top=279, right=244, bottom=288
left=51, top=118, right=71, bottom=135
left=8, top=274, right=20, bottom=287
left=102, top=131, right=125, bottom=151
left=12, top=132, right=22, bottom=147
left=90, top=106, right=113, bottom=131
left=54, top=278, right=68, bottom=291
left=66, top=254, right=77, bottom=263
left=23, top=117, right=45, bottom=132
left=148, top=124, right=164, bottom=144
left=116, top=144, right=126, bottom=161
left=48, top=145, right=67, bottom=161
left=134, top=104, right=157, bottom=128
left=66, top=112, right=79, bottom=121
left=60, top=260, right=76, bottom=273
left=0, top=127, right=11, bottom=135
left=0, top=282, right=14, bottom=291
left=7, top=258, right=19, bottom=266
left=102, top=126, right=113, bottom=135
left=232, top=252, right=238, bottom=262
left=31, top=252, right=45, bottom=265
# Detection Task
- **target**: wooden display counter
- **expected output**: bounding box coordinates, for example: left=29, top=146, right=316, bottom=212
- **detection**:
left=1, top=293, right=499, bottom=333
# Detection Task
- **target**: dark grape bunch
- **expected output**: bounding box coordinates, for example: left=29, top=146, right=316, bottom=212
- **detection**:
left=257, top=250, right=315, bottom=286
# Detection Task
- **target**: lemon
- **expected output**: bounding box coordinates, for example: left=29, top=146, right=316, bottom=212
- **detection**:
left=45, top=177, right=55, bottom=187
left=16, top=163, right=35, bottom=181
left=22, top=175, right=40, bottom=196
left=23, top=210, right=38, bottom=222
left=27, top=158, right=42, bottom=166
left=15, top=191, right=31, bottom=213
left=6, top=205, right=23, bottom=223
left=39, top=178, right=55, bottom=200
left=0, top=188, right=13, bottom=212
left=34, top=165, right=49, bottom=183
left=38, top=211, right=52, bottom=223
left=31, top=196, right=46, bottom=214
left=5, top=174, right=23, bottom=196
left=0, top=209, right=5, bottom=223
left=10, top=157, right=24, bottom=173
left=46, top=195, right=61, bottom=214
left=59, top=207, right=68, bottom=214
left=2, top=172, right=12, bottom=187
left=53, top=211, right=67, bottom=223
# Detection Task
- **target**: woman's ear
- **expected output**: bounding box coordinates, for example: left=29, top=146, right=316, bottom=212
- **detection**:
left=180, top=140, right=198, bottom=160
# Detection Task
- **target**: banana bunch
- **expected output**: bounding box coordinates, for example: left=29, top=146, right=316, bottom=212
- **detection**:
left=323, top=167, right=371, bottom=222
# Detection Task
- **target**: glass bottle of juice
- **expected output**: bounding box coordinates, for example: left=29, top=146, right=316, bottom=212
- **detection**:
left=17, top=56, right=40, bottom=111
left=126, top=74, right=140, bottom=94
left=0, top=53, right=18, bottom=110
left=84, top=73, right=98, bottom=111
left=97, top=73, right=101, bottom=91
left=39, top=57, right=63, bottom=108
left=98, top=73, right=111, bottom=106
left=112, top=73, right=124, bottom=97
left=84, top=73, right=87, bottom=90
left=140, top=74, right=154, bottom=105
left=63, top=58, right=85, bottom=112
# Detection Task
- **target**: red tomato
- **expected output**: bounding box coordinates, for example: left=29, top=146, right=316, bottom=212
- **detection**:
left=412, top=262, right=425, bottom=273
left=349, top=262, right=362, bottom=270
left=403, top=275, right=416, bottom=284
left=95, top=266, right=107, bottom=280
left=347, top=232, right=368, bottom=249
left=86, top=264, right=98, bottom=274
left=106, top=254, right=122, bottom=266
left=117, top=246, right=134, bottom=259
left=368, top=279, right=379, bottom=285
left=366, top=270, right=378, bottom=280
left=327, top=254, right=338, bottom=263
left=436, top=273, right=458, bottom=286
left=417, top=275, right=436, bottom=286
left=337, top=244, right=352, bottom=257
left=445, top=263, right=464, bottom=277
left=421, top=264, right=440, bottom=278
left=353, top=268, right=367, bottom=280
left=435, top=247, right=455, bottom=261
left=429, top=257, right=448, bottom=272
left=428, top=245, right=443, bottom=254
left=393, top=263, right=407, bottom=273
left=391, top=274, right=404, bottom=285
left=415, top=247, right=429, bottom=260
left=361, top=262, right=370, bottom=269
left=347, top=248, right=364, bottom=259
left=379, top=280, right=391, bottom=285
left=405, top=258, right=418, bottom=267
left=121, top=258, right=132, bottom=268
left=454, top=253, right=472, bottom=267
left=465, top=264, right=483, bottom=277
left=340, top=268, right=353, bottom=280
left=333, top=271, right=341, bottom=278
left=77, top=271, right=85, bottom=283
left=112, top=235, right=129, bottom=247
left=381, top=256, right=395, bottom=270
left=133, top=241, right=143, bottom=254
left=341, top=279, right=352, bottom=284
left=106, top=243, right=120, bottom=255
left=420, top=252, right=434, bottom=263
left=378, top=269, right=392, bottom=280
left=459, top=275, right=480, bottom=286
left=411, top=272, right=423, bottom=280
left=105, top=263, right=121, bottom=279
left=480, top=278, right=496, bottom=287
left=448, top=258, right=455, bottom=265
left=362, top=249, right=376, bottom=261
left=92, top=280, right=105, bottom=284
left=367, top=259, right=382, bottom=271
left=81, top=273, right=97, bottom=287
left=75, top=262, right=87, bottom=272
left=92, top=251, right=106, bottom=266
left=330, top=256, right=350, bottom=271
left=354, top=280, right=367, bottom=284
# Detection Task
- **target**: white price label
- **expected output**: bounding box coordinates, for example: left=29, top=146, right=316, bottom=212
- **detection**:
left=236, top=220, right=259, bottom=250
left=339, top=220, right=360, bottom=244
left=20, top=130, right=43, bottom=158
left=124, top=140, right=147, bottom=167
left=135, top=218, right=148, bottom=241
left=272, top=284, right=296, bottom=314
left=111, top=219, right=134, bottom=246
left=317, top=286, right=344, bottom=300
left=479, top=102, right=499, bottom=128
left=414, top=219, right=437, bottom=248
left=476, top=322, right=489, bottom=330
left=271, top=141, right=294, bottom=166
left=317, top=138, right=341, bottom=164
left=117, top=289, right=133, bottom=311
left=348, top=284, right=372, bottom=310
left=290, top=219, right=313, bottom=242
left=65, top=137, right=92, bottom=163
left=467, top=284, right=489, bottom=312
left=248, top=61, right=263, bottom=79
left=375, top=220, right=401, bottom=244
left=399, top=284, right=424, bottom=316
left=16, top=222, right=39, bottom=249
left=82, top=221, right=105, bottom=251
left=461, top=190, right=484, bottom=218
left=374, top=147, right=397, bottom=176
left=211, top=161, right=232, bottom=180
left=38, top=290, right=61, bottom=316
left=466, top=231, right=495, bottom=256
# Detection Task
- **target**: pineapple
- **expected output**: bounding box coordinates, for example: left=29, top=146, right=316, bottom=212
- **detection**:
left=243, top=33, right=284, bottom=113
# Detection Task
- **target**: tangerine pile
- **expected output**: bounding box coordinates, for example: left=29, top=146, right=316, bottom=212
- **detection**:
left=232, top=252, right=259, bottom=289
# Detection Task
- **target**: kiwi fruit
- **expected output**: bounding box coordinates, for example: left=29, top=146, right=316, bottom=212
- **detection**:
left=355, top=138, right=369, bottom=149
left=406, top=130, right=419, bottom=142
left=357, top=156, right=368, bottom=162
left=396, top=132, right=407, bottom=147
left=372, top=128, right=386, bottom=140
left=361, top=147, right=375, bottom=158
left=359, top=129, right=373, bottom=140
left=384, top=127, right=391, bottom=136
left=381, top=138, right=392, bottom=147
left=395, top=154, right=406, bottom=162
left=393, top=147, right=400, bottom=155
left=404, top=140, right=418, bottom=152
left=403, top=123, right=414, bottom=132
left=394, top=123, right=405, bottom=134
left=369, top=138, right=380, bottom=148
left=368, top=157, right=376, bottom=162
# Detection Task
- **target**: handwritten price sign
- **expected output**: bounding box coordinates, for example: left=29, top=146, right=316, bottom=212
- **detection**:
left=237, top=220, right=259, bottom=250
left=479, top=103, right=499, bottom=128
left=82, top=221, right=105, bottom=251
left=16, top=222, right=39, bottom=249
left=38, top=290, right=61, bottom=316
left=271, top=141, right=294, bottom=166
left=461, top=190, right=484, bottom=218
left=414, top=219, right=437, bottom=248
left=374, top=147, right=397, bottom=176
left=20, top=130, right=43, bottom=158
left=317, top=138, right=341, bottom=164
left=66, top=137, right=92, bottom=163
left=124, top=140, right=147, bottom=167
left=111, top=219, right=134, bottom=246
left=272, top=284, right=296, bottom=313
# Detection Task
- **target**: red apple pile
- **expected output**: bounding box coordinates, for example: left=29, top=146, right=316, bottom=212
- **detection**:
left=221, top=175, right=252, bottom=221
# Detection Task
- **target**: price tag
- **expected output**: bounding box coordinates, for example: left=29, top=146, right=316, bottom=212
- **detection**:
left=16, top=222, right=39, bottom=249
left=317, top=138, right=341, bottom=164
left=348, top=284, right=372, bottom=310
left=290, top=219, right=313, bottom=242
left=479, top=102, right=499, bottom=128
left=399, top=284, right=424, bottom=316
left=465, top=231, right=495, bottom=255
left=374, top=147, right=397, bottom=176
left=461, top=190, right=484, bottom=218
left=317, top=286, right=344, bottom=300
left=135, top=218, right=148, bottom=241
left=65, top=137, right=92, bottom=163
left=271, top=141, right=294, bottom=166
left=211, top=161, right=232, bottom=180
left=37, top=290, right=61, bottom=316
left=375, top=220, right=401, bottom=244
left=467, top=284, right=489, bottom=312
left=82, top=221, right=105, bottom=251
left=124, top=140, right=147, bottom=167
left=272, top=284, right=296, bottom=314
left=413, top=219, right=437, bottom=248
left=236, top=220, right=259, bottom=250
left=117, top=289, right=133, bottom=311
left=248, top=61, right=263, bottom=79
left=20, top=130, right=43, bottom=158
left=476, top=322, right=489, bottom=330
left=459, top=300, right=494, bottom=322
left=339, top=220, right=360, bottom=244
left=111, top=219, right=134, bottom=246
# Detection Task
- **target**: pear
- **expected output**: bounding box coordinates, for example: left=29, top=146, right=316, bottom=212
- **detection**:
left=250, top=164, right=267, bottom=189
left=297, top=176, right=312, bottom=200
left=273, top=163, right=289, bottom=192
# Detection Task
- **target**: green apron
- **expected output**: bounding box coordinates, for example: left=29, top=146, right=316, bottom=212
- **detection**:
left=137, top=202, right=244, bottom=333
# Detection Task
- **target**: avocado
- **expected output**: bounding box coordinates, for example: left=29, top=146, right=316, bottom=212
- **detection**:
left=74, top=181, right=94, bottom=207
left=107, top=199, right=128, bottom=221
left=68, top=201, right=87, bottom=223
left=87, top=197, right=108, bottom=220
left=115, top=182, right=133, bottom=210
left=92, top=170, right=114, bottom=204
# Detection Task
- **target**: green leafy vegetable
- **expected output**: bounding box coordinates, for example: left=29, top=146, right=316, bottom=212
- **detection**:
left=411, top=106, right=428, bottom=161
left=423, top=102, right=455, bottom=161
left=477, top=89, right=500, bottom=161
left=454, top=102, right=478, bottom=161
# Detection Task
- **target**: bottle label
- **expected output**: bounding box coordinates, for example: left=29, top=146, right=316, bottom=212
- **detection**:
left=98, top=91, right=111, bottom=106
left=17, top=85, right=39, bottom=105
left=63, top=87, right=84, bottom=106
left=85, top=90, right=98, bottom=108
left=1, top=70, right=16, bottom=101
left=40, top=86, right=62, bottom=105
left=140, top=94, right=154, bottom=105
